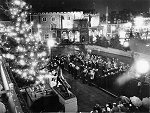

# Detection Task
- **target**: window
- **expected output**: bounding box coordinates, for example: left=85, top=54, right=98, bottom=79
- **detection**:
left=52, top=17, right=55, bottom=21
left=45, top=34, right=49, bottom=39
left=53, top=32, right=56, bottom=37
left=51, top=24, right=56, bottom=29
left=42, top=17, right=47, bottom=22
left=67, top=16, right=70, bottom=20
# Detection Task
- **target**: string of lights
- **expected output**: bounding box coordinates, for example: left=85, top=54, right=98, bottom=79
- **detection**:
left=1, top=0, right=56, bottom=85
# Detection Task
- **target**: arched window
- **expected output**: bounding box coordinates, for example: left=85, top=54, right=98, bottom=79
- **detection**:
left=42, top=17, right=47, bottom=22
left=52, top=17, right=55, bottom=21
left=67, top=16, right=70, bottom=20
left=45, top=34, right=49, bottom=39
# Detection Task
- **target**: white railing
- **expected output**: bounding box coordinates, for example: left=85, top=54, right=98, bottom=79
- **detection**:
left=0, top=54, right=23, bottom=113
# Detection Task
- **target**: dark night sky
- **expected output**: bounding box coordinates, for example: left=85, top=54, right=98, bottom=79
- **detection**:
left=95, top=0, right=150, bottom=13
left=0, top=0, right=150, bottom=15
left=26, top=0, right=150, bottom=14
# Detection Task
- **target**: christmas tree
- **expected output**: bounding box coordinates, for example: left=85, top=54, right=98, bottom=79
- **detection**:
left=0, top=0, right=55, bottom=87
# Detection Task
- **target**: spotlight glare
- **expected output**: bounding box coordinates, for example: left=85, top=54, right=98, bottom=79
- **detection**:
left=135, top=59, right=150, bottom=74
left=123, top=41, right=129, bottom=47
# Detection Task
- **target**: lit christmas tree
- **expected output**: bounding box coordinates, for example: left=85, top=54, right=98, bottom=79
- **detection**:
left=0, top=0, right=55, bottom=87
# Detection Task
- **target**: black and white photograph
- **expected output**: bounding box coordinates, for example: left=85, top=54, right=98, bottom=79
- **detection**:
left=0, top=0, right=150, bottom=112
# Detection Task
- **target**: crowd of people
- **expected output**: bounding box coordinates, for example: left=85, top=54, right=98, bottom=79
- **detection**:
left=90, top=96, right=149, bottom=113
left=46, top=51, right=131, bottom=92
left=2, top=44, right=148, bottom=112
left=53, top=52, right=130, bottom=92
left=46, top=51, right=149, bottom=113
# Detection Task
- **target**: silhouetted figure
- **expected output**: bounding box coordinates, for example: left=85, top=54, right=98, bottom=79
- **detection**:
left=56, top=67, right=71, bottom=96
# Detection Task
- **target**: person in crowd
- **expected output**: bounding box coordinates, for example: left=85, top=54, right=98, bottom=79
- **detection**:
left=128, top=103, right=139, bottom=112
left=71, top=63, right=76, bottom=78
left=118, top=102, right=129, bottom=112
left=111, top=103, right=119, bottom=113
left=91, top=104, right=102, bottom=113
left=105, top=104, right=111, bottom=113
left=90, top=109, right=99, bottom=113
left=45, top=53, right=150, bottom=113
left=68, top=62, right=71, bottom=73
left=88, top=68, right=95, bottom=85
left=137, top=81, right=142, bottom=98
left=81, top=66, right=88, bottom=84
left=75, top=65, right=80, bottom=79
left=64, top=52, right=130, bottom=88
left=100, top=106, right=107, bottom=113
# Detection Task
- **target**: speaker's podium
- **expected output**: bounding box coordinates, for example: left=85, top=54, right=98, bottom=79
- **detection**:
left=53, top=85, right=78, bottom=112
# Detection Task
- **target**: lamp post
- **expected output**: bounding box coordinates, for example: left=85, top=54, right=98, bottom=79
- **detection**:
left=47, top=38, right=55, bottom=59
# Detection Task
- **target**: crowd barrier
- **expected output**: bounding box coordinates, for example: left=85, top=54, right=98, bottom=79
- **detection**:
left=85, top=45, right=132, bottom=58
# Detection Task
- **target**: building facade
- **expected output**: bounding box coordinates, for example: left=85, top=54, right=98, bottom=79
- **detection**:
left=31, top=11, right=100, bottom=43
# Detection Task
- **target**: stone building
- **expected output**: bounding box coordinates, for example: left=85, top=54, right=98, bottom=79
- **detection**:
left=31, top=11, right=100, bottom=43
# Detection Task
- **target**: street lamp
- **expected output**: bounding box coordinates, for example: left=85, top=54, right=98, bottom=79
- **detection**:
left=135, top=59, right=150, bottom=76
left=123, top=41, right=129, bottom=48
left=111, top=26, right=116, bottom=37
left=47, top=38, right=56, bottom=58
left=37, top=24, right=41, bottom=29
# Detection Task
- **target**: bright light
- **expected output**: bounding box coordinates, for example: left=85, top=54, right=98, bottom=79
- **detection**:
left=10, top=8, right=19, bottom=15
left=26, top=38, right=30, bottom=42
left=135, top=59, right=150, bottom=74
left=20, top=55, right=24, bottom=58
left=123, top=41, right=129, bottom=47
left=19, top=59, right=26, bottom=66
left=14, top=0, right=21, bottom=6
left=91, top=16, right=100, bottom=27
left=30, top=21, right=34, bottom=25
left=119, top=39, right=125, bottom=45
left=37, top=24, right=41, bottom=28
left=32, top=61, right=37, bottom=67
left=17, top=17, right=21, bottom=22
left=41, top=51, right=47, bottom=56
left=30, top=52, right=34, bottom=57
left=21, top=1, right=26, bottom=7
left=29, top=69, right=35, bottom=75
left=47, top=38, right=56, bottom=49
left=134, top=16, right=144, bottom=29
left=22, top=72, right=27, bottom=78
left=16, top=69, right=22, bottom=75
left=111, top=26, right=116, bottom=31
left=123, top=22, right=132, bottom=28
left=15, top=27, right=19, bottom=31
left=119, top=30, right=126, bottom=38
left=10, top=54, right=15, bottom=60
left=74, top=12, right=83, bottom=19
left=21, top=13, right=25, bottom=17
left=16, top=22, right=20, bottom=26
